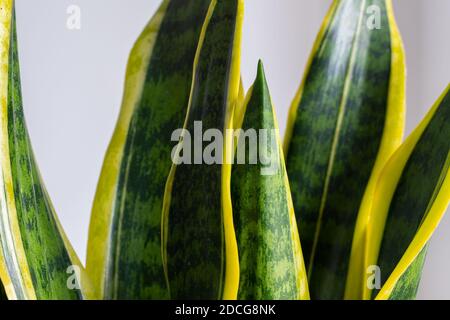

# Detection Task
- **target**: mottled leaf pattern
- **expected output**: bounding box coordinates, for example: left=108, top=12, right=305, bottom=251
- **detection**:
left=86, top=0, right=211, bottom=299
left=387, top=247, right=427, bottom=300
left=164, top=0, right=242, bottom=300
left=2, top=0, right=447, bottom=302
left=231, top=62, right=308, bottom=300
left=284, top=0, right=402, bottom=299
left=372, top=87, right=450, bottom=299
left=0, top=6, right=87, bottom=300
left=8, top=13, right=81, bottom=301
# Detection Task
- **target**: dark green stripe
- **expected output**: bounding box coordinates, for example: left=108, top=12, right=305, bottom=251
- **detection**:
left=0, top=280, right=7, bottom=300
left=107, top=0, right=211, bottom=299
left=375, top=90, right=450, bottom=298
left=7, top=11, right=82, bottom=300
left=166, top=0, right=239, bottom=300
left=285, top=0, right=392, bottom=300
left=232, top=62, right=300, bottom=300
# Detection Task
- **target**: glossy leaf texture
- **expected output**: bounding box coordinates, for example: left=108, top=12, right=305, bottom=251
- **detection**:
left=231, top=62, right=309, bottom=300
left=0, top=3, right=91, bottom=300
left=86, top=0, right=212, bottom=299
left=365, top=85, right=450, bottom=300
left=163, top=0, right=243, bottom=300
left=284, top=0, right=405, bottom=299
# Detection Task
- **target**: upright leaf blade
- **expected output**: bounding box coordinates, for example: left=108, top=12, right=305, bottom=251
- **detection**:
left=0, top=3, right=91, bottom=300
left=366, top=85, right=450, bottom=300
left=284, top=0, right=405, bottom=299
left=231, top=62, right=309, bottom=300
left=86, top=0, right=211, bottom=299
left=163, top=0, right=243, bottom=300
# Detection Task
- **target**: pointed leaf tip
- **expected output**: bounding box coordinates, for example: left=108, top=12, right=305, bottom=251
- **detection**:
left=255, top=60, right=267, bottom=88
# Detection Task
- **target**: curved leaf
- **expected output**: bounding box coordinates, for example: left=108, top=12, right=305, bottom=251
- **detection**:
left=0, top=3, right=91, bottom=300
left=386, top=247, right=427, bottom=300
left=86, top=0, right=212, bottom=299
left=162, top=0, right=243, bottom=300
left=231, top=62, right=309, bottom=300
left=365, top=85, right=450, bottom=300
left=283, top=0, right=405, bottom=299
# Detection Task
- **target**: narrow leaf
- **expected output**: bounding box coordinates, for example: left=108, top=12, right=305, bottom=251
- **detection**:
left=0, top=3, right=91, bottom=300
left=231, top=62, right=309, bottom=300
left=366, top=85, right=450, bottom=300
left=86, top=0, right=211, bottom=299
left=162, top=0, right=243, bottom=299
left=284, top=0, right=405, bottom=299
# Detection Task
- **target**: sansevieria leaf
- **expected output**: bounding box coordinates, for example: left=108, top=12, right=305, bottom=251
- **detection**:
left=0, top=2, right=91, bottom=300
left=86, top=0, right=211, bottom=299
left=231, top=62, right=309, bottom=300
left=163, top=0, right=243, bottom=299
left=362, top=85, right=450, bottom=300
left=284, top=0, right=405, bottom=299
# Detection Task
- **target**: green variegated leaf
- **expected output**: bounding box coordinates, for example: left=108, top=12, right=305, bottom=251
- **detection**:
left=386, top=247, right=427, bottom=300
left=231, top=62, right=309, bottom=300
left=86, top=0, right=211, bottom=299
left=0, top=2, right=91, bottom=300
left=163, top=0, right=243, bottom=300
left=365, top=85, right=450, bottom=300
left=284, top=0, right=405, bottom=300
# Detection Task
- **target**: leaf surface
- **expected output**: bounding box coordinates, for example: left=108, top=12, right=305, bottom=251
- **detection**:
left=231, top=62, right=309, bottom=300
left=0, top=3, right=91, bottom=300
left=86, top=0, right=211, bottom=299
left=367, top=85, right=450, bottom=300
left=163, top=0, right=243, bottom=300
left=284, top=0, right=405, bottom=299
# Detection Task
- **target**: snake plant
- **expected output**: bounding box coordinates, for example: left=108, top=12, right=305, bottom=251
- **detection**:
left=86, top=0, right=212, bottom=300
left=231, top=61, right=309, bottom=300
left=0, top=2, right=92, bottom=300
left=284, top=0, right=406, bottom=299
left=0, top=0, right=449, bottom=300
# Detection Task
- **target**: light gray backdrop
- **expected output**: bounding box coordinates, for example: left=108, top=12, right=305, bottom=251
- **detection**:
left=15, top=0, right=450, bottom=299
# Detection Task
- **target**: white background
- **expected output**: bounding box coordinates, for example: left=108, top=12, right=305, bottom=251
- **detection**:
left=14, top=0, right=450, bottom=299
